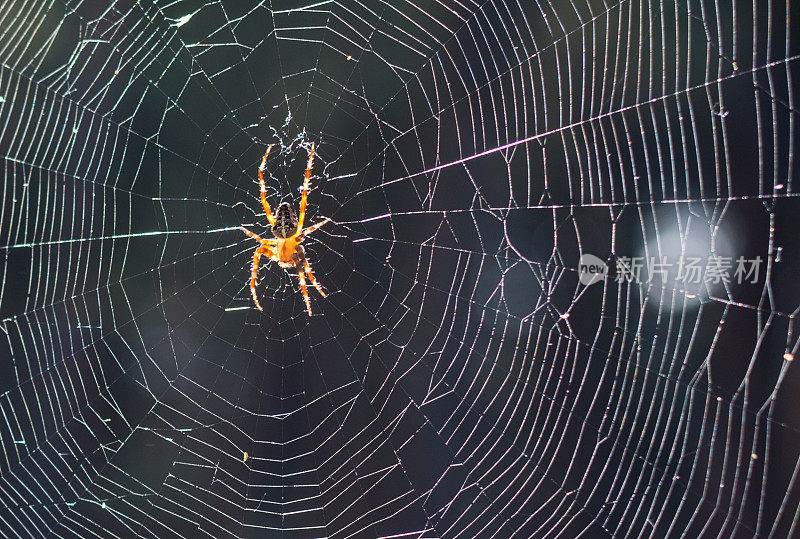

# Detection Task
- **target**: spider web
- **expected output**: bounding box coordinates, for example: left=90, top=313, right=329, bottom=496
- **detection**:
left=1, top=0, right=799, bottom=536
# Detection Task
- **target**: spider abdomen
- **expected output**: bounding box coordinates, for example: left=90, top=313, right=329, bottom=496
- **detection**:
left=272, top=202, right=298, bottom=238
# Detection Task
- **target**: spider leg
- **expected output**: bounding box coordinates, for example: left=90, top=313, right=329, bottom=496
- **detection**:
left=296, top=267, right=312, bottom=315
left=250, top=247, right=265, bottom=311
left=297, top=142, right=315, bottom=234
left=242, top=227, right=264, bottom=242
left=249, top=244, right=277, bottom=311
left=301, top=254, right=325, bottom=298
left=259, top=144, right=275, bottom=226
left=242, top=227, right=278, bottom=244
left=300, top=217, right=330, bottom=239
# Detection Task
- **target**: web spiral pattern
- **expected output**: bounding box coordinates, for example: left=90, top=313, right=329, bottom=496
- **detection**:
left=1, top=0, right=799, bottom=537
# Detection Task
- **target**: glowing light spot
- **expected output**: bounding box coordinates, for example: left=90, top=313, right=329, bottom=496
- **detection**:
left=784, top=353, right=794, bottom=362
left=243, top=451, right=249, bottom=462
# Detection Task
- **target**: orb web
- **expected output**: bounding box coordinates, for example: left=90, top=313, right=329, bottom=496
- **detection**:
left=0, top=0, right=799, bottom=537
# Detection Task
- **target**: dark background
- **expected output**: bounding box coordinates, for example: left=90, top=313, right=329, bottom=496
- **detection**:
left=1, top=0, right=799, bottom=537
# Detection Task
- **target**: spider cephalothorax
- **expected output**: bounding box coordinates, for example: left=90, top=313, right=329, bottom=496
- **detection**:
left=241, top=143, right=329, bottom=314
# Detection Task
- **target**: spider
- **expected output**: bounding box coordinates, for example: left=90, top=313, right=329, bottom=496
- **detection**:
left=241, top=142, right=329, bottom=315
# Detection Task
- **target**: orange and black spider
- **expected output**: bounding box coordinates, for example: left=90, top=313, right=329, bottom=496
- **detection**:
left=241, top=143, right=329, bottom=315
